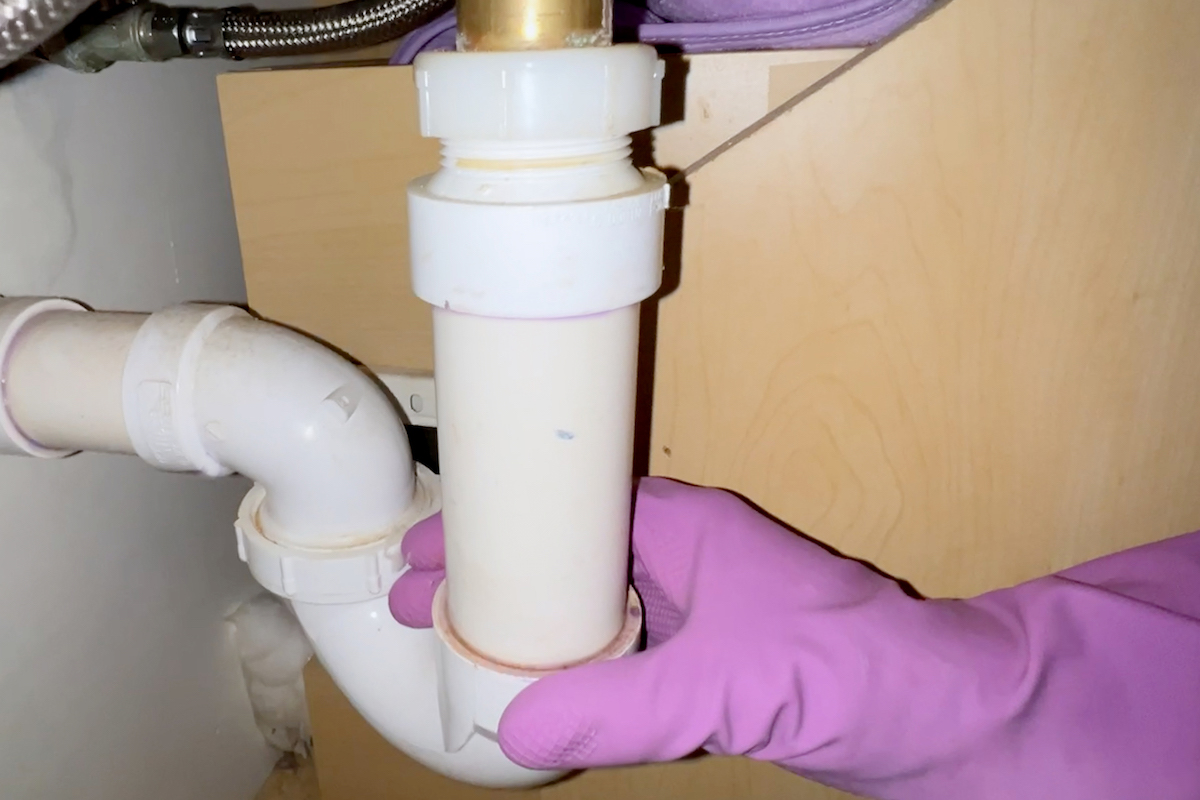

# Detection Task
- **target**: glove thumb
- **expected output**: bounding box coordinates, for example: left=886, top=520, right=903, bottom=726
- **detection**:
left=498, top=637, right=713, bottom=771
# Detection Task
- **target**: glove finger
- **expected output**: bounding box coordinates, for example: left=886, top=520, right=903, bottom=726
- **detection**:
left=499, top=637, right=711, bottom=770
left=402, top=513, right=446, bottom=570
left=389, top=568, right=445, bottom=628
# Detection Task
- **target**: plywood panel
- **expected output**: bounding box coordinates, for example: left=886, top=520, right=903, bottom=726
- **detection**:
left=651, top=49, right=856, bottom=171
left=651, top=0, right=1200, bottom=599
left=218, top=66, right=441, bottom=372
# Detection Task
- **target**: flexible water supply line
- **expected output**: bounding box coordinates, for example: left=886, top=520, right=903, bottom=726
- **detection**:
left=0, top=0, right=92, bottom=68
left=221, top=0, right=449, bottom=58
left=12, top=0, right=450, bottom=71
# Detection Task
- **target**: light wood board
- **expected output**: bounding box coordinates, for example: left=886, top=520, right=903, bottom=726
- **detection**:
left=219, top=65, right=441, bottom=371
left=651, top=0, right=1200, bottom=597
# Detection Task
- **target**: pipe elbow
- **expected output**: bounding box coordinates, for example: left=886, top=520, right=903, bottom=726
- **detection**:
left=193, top=316, right=415, bottom=548
left=293, top=598, right=562, bottom=790
left=120, top=304, right=415, bottom=548
left=0, top=298, right=565, bottom=787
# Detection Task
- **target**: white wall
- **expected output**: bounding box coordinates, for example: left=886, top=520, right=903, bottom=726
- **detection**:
left=0, top=59, right=277, bottom=799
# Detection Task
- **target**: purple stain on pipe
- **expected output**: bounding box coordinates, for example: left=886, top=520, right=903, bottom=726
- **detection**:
left=391, top=0, right=934, bottom=65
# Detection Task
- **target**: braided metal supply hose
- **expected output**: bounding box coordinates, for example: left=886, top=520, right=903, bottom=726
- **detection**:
left=9, top=0, right=451, bottom=72
left=1, top=0, right=94, bottom=67
left=222, top=0, right=449, bottom=59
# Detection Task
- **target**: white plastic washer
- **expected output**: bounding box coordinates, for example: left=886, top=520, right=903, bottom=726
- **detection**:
left=433, top=583, right=644, bottom=754
left=410, top=171, right=669, bottom=319
left=0, top=296, right=89, bottom=458
left=414, top=45, right=665, bottom=141
left=236, top=464, right=441, bottom=605
left=122, top=304, right=247, bottom=476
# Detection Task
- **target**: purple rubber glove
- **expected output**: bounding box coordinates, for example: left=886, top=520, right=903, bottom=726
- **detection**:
left=390, top=0, right=933, bottom=64
left=392, top=478, right=1200, bottom=799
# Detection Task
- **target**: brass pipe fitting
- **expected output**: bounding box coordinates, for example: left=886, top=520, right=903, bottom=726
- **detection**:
left=456, top=0, right=611, bottom=50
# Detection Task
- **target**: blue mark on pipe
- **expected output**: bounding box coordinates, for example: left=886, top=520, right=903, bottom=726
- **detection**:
left=556, top=430, right=576, bottom=441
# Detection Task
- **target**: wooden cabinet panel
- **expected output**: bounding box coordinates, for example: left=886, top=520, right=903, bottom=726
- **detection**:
left=219, top=66, right=441, bottom=372
left=649, top=0, right=1200, bottom=598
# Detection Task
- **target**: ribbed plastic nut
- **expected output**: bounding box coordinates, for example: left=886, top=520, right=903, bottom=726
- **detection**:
left=410, top=172, right=669, bottom=319
left=414, top=45, right=664, bottom=141
left=237, top=464, right=441, bottom=605
left=0, top=297, right=89, bottom=458
left=433, top=583, right=643, bottom=755
left=122, top=304, right=246, bottom=476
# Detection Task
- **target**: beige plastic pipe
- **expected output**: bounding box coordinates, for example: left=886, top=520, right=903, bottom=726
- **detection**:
left=6, top=310, right=142, bottom=454
left=408, top=41, right=665, bottom=669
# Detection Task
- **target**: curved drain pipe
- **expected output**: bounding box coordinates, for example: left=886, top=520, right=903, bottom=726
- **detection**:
left=0, top=33, right=669, bottom=797
left=0, top=297, right=555, bottom=788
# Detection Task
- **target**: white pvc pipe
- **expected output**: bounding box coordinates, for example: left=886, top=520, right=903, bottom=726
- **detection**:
left=0, top=302, right=416, bottom=551
left=435, top=306, right=640, bottom=667
left=410, top=46, right=665, bottom=670
left=6, top=310, right=142, bottom=454
left=293, top=598, right=558, bottom=789
left=190, top=316, right=416, bottom=549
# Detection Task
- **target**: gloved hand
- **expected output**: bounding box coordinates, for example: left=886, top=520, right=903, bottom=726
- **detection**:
left=391, top=478, right=1200, bottom=800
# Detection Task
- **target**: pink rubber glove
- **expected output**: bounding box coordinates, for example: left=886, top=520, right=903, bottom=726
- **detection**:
left=391, top=478, right=1200, bottom=799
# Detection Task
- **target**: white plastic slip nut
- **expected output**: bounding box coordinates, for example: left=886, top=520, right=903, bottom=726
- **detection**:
left=122, top=304, right=247, bottom=476
left=0, top=296, right=88, bottom=458
left=415, top=45, right=664, bottom=141
left=236, top=464, right=441, bottom=605
left=433, top=584, right=643, bottom=755
left=410, top=171, right=668, bottom=319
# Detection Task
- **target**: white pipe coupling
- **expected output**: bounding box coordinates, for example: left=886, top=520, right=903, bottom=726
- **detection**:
left=415, top=45, right=664, bottom=142
left=410, top=173, right=669, bottom=319
left=237, top=464, right=440, bottom=605
left=432, top=583, right=643, bottom=756
left=0, top=296, right=89, bottom=458
left=122, top=303, right=247, bottom=476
